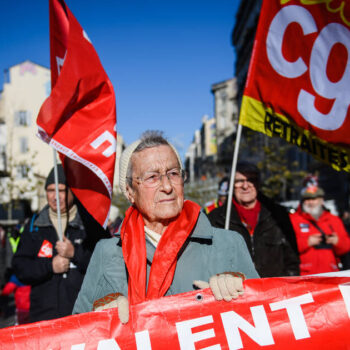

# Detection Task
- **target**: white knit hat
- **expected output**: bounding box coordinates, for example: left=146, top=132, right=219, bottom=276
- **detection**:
left=119, top=139, right=183, bottom=199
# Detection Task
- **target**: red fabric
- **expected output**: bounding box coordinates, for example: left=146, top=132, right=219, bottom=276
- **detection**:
left=204, top=199, right=225, bottom=214
left=36, top=0, right=116, bottom=228
left=120, top=200, right=201, bottom=305
left=1, top=275, right=350, bottom=349
left=204, top=200, right=219, bottom=214
left=241, top=1, right=350, bottom=148
left=1, top=283, right=30, bottom=311
left=1, top=282, right=17, bottom=296
left=233, top=199, right=261, bottom=235
left=14, top=286, right=31, bottom=311
left=290, top=206, right=350, bottom=275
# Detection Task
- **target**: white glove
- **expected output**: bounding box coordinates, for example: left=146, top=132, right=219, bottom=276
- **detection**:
left=193, top=272, right=245, bottom=302
left=93, top=293, right=129, bottom=324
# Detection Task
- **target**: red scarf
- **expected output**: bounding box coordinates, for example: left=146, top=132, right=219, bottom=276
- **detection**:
left=233, top=198, right=261, bottom=235
left=120, top=200, right=201, bottom=305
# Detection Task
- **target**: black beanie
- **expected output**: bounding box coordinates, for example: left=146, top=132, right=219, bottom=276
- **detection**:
left=45, top=164, right=67, bottom=189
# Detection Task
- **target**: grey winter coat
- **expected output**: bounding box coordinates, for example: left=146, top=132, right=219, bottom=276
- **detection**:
left=73, top=212, right=259, bottom=314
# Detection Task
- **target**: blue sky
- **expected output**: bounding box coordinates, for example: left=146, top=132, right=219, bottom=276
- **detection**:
left=0, top=0, right=240, bottom=160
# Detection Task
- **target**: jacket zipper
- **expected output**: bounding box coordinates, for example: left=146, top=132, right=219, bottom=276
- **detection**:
left=250, top=234, right=255, bottom=259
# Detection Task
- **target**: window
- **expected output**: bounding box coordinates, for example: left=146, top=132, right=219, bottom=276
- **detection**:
left=4, top=69, right=9, bottom=84
left=15, top=110, right=31, bottom=126
left=17, top=164, right=29, bottom=179
left=220, top=91, right=227, bottom=104
left=19, top=137, right=28, bottom=153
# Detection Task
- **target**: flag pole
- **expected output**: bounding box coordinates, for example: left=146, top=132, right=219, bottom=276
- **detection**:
left=225, top=123, right=243, bottom=230
left=53, top=149, right=68, bottom=278
left=53, top=149, right=63, bottom=241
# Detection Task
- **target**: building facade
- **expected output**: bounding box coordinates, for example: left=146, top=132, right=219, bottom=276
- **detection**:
left=211, top=78, right=239, bottom=170
left=185, top=115, right=219, bottom=182
left=113, top=133, right=125, bottom=192
left=185, top=77, right=239, bottom=182
left=0, top=61, right=52, bottom=213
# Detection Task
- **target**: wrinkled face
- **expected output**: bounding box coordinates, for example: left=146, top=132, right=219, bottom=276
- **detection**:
left=234, top=172, right=258, bottom=207
left=46, top=184, right=74, bottom=213
left=302, top=197, right=324, bottom=217
left=126, top=145, right=184, bottom=227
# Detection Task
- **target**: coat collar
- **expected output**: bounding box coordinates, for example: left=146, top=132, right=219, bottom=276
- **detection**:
left=34, top=204, right=83, bottom=229
left=191, top=211, right=214, bottom=240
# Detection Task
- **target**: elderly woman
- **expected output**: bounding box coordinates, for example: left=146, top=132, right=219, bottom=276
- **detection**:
left=73, top=131, right=258, bottom=323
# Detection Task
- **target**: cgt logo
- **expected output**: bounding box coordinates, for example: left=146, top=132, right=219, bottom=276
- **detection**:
left=38, top=240, right=53, bottom=258
left=266, top=5, right=350, bottom=131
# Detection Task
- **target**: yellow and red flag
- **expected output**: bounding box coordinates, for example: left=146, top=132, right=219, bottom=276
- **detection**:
left=37, top=0, right=117, bottom=228
left=240, top=0, right=350, bottom=171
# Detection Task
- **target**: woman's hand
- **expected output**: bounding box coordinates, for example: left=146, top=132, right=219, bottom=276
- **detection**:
left=193, top=272, right=245, bottom=301
left=93, top=293, right=129, bottom=324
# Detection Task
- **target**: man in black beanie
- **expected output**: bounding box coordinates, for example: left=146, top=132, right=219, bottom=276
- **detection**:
left=12, top=164, right=93, bottom=322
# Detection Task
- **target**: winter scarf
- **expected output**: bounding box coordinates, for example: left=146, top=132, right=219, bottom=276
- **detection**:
left=233, top=199, right=261, bottom=235
left=120, top=200, right=201, bottom=305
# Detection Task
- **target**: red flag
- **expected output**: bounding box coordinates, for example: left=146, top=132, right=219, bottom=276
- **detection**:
left=239, top=0, right=350, bottom=172
left=37, top=0, right=117, bottom=228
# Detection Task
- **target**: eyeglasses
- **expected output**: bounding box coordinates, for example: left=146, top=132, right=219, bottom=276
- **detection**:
left=234, top=178, right=256, bottom=188
left=129, top=168, right=187, bottom=188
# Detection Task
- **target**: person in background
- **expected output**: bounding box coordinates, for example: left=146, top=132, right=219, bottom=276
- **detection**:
left=340, top=210, right=350, bottom=270
left=204, top=177, right=229, bottom=214
left=12, top=164, right=94, bottom=322
left=289, top=176, right=350, bottom=275
left=0, top=220, right=31, bottom=325
left=1, top=274, right=30, bottom=325
left=208, top=161, right=299, bottom=278
left=107, top=205, right=123, bottom=236
left=73, top=131, right=259, bottom=324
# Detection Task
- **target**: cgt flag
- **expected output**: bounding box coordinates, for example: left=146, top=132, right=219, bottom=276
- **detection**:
left=37, top=0, right=117, bottom=228
left=240, top=0, right=350, bottom=172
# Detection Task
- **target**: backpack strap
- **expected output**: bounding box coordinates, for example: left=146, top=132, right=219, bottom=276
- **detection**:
left=29, top=213, right=38, bottom=233
left=308, top=220, right=332, bottom=250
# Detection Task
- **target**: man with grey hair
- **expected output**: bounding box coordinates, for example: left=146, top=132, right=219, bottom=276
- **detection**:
left=73, top=130, right=258, bottom=324
left=290, top=177, right=350, bottom=275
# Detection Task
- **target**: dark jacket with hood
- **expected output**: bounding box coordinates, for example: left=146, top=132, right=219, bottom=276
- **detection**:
left=208, top=201, right=300, bottom=277
left=12, top=205, right=91, bottom=322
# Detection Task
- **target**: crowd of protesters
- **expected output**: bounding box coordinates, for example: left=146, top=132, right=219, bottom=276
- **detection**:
left=1, top=130, right=350, bottom=327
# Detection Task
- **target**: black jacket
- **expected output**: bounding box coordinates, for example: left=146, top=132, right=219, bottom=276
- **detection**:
left=208, top=202, right=300, bottom=277
left=12, top=205, right=92, bottom=322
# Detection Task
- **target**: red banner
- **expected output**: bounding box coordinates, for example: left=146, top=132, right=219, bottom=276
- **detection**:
left=240, top=0, right=350, bottom=172
left=36, top=0, right=117, bottom=228
left=1, top=275, right=350, bottom=349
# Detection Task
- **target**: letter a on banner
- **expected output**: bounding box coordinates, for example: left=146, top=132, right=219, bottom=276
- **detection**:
left=239, top=0, right=350, bottom=172
left=36, top=0, right=117, bottom=228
